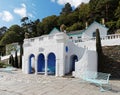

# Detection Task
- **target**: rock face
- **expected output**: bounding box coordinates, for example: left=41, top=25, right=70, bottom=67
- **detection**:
left=102, top=45, right=120, bottom=79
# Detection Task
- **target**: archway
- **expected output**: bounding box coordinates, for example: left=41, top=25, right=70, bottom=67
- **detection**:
left=29, top=54, right=35, bottom=74
left=47, top=53, right=56, bottom=75
left=37, top=53, right=45, bottom=72
left=70, top=55, right=78, bottom=72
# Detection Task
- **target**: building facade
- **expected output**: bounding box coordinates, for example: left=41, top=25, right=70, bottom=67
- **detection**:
left=22, top=21, right=108, bottom=78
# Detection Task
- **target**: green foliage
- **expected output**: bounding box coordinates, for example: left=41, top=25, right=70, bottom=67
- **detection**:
left=42, top=15, right=58, bottom=34
left=9, top=54, right=14, bottom=67
left=96, top=29, right=104, bottom=72
left=0, top=45, right=5, bottom=56
left=60, top=3, right=72, bottom=14
left=0, top=31, right=20, bottom=45
left=37, top=22, right=44, bottom=36
left=0, top=1, right=120, bottom=42
left=19, top=43, right=23, bottom=68
left=106, top=21, right=116, bottom=34
left=0, top=62, right=11, bottom=68
left=115, top=1, right=120, bottom=19
left=78, top=3, right=90, bottom=22
left=116, top=19, right=120, bottom=28
left=0, top=25, right=24, bottom=45
left=66, top=22, right=83, bottom=31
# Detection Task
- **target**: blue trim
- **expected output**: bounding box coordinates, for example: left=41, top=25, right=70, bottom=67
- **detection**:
left=29, top=54, right=35, bottom=74
left=49, top=27, right=60, bottom=34
left=38, top=54, right=45, bottom=72
left=47, top=53, right=56, bottom=74
left=67, top=32, right=83, bottom=36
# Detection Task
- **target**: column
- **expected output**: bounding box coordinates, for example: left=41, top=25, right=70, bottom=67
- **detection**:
left=55, top=59, right=59, bottom=77
left=45, top=59, right=48, bottom=76
left=35, top=58, right=38, bottom=75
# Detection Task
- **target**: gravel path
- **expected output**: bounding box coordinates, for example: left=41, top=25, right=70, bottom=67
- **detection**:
left=0, top=70, right=120, bottom=95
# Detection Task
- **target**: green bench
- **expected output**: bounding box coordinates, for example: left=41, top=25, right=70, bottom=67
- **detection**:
left=82, top=72, right=111, bottom=92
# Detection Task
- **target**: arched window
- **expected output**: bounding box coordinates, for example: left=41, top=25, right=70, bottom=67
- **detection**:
left=92, top=31, right=96, bottom=37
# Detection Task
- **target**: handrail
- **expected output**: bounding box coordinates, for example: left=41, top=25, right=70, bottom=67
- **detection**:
left=70, top=34, right=120, bottom=43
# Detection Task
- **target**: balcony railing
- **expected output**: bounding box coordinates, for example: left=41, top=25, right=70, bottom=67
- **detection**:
left=70, top=34, right=120, bottom=43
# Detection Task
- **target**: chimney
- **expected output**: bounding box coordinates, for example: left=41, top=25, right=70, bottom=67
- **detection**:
left=85, top=22, right=88, bottom=29
left=102, top=18, right=105, bottom=26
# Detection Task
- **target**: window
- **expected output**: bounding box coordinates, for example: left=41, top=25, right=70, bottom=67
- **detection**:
left=92, top=32, right=96, bottom=37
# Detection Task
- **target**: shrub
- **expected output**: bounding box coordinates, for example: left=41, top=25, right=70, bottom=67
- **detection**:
left=9, top=54, right=14, bottom=67
left=96, top=29, right=104, bottom=72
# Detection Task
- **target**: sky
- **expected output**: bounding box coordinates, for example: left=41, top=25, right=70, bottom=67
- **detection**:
left=0, top=0, right=90, bottom=28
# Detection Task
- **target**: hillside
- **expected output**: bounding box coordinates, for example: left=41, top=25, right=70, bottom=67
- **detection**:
left=0, top=0, right=120, bottom=45
left=102, top=45, right=120, bottom=79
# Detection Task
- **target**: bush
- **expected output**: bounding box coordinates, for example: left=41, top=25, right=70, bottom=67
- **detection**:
left=14, top=51, right=18, bottom=68
left=96, top=29, right=104, bottom=72
left=9, top=54, right=14, bottom=67
left=0, top=62, right=11, bottom=68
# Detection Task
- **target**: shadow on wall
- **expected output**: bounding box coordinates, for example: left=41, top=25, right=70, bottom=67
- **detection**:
left=103, top=55, right=120, bottom=79
left=102, top=46, right=120, bottom=79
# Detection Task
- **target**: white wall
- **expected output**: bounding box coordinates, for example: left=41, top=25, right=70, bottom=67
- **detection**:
left=73, top=49, right=97, bottom=79
left=22, top=32, right=90, bottom=77
left=22, top=32, right=71, bottom=76
left=82, top=22, right=108, bottom=40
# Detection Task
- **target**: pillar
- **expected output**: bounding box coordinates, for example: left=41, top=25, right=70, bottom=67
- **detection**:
left=35, top=58, right=38, bottom=75
left=45, top=59, right=48, bottom=76
left=55, top=59, right=59, bottom=76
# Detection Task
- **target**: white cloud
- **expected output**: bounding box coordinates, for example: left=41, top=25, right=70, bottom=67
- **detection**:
left=14, top=3, right=34, bottom=18
left=14, top=3, right=27, bottom=17
left=0, top=11, right=13, bottom=22
left=51, top=0, right=90, bottom=8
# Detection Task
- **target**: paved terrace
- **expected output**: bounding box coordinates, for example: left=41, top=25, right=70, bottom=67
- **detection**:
left=0, top=70, right=120, bottom=95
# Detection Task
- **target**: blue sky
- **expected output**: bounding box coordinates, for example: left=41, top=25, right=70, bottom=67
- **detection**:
left=0, top=0, right=90, bottom=28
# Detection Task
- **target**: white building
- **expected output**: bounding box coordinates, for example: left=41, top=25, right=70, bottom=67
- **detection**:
left=22, top=21, right=109, bottom=78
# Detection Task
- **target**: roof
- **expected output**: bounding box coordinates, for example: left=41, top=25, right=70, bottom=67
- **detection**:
left=49, top=27, right=60, bottom=34
left=82, top=21, right=109, bottom=33
left=67, top=30, right=84, bottom=36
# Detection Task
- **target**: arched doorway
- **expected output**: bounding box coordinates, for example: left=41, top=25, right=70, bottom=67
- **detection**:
left=70, top=55, right=78, bottom=72
left=47, top=53, right=56, bottom=75
left=37, top=53, right=45, bottom=72
left=29, top=54, right=35, bottom=74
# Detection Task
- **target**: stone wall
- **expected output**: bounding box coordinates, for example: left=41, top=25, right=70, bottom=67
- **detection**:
left=102, top=45, right=120, bottom=79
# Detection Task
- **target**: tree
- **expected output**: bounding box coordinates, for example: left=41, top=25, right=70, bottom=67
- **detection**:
left=89, top=0, right=119, bottom=22
left=14, top=51, right=18, bottom=68
left=96, top=29, right=104, bottom=72
left=37, top=22, right=44, bottom=36
left=0, top=25, right=24, bottom=45
left=115, top=1, right=120, bottom=19
left=78, top=3, right=90, bottom=22
left=42, top=15, right=58, bottom=34
left=0, top=26, right=7, bottom=35
left=0, top=31, right=21, bottom=45
left=0, top=26, right=7, bottom=40
left=21, top=17, right=29, bottom=26
left=60, top=3, right=72, bottom=14
left=19, top=42, right=23, bottom=68
left=9, top=54, right=14, bottom=67
left=66, top=22, right=83, bottom=31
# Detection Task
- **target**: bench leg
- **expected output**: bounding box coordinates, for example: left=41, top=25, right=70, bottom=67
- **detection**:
left=100, top=85, right=106, bottom=92
left=100, top=84, right=111, bottom=92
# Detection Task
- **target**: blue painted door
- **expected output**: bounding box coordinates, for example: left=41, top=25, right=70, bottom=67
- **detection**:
left=38, top=54, right=45, bottom=72
left=47, top=53, right=56, bottom=74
